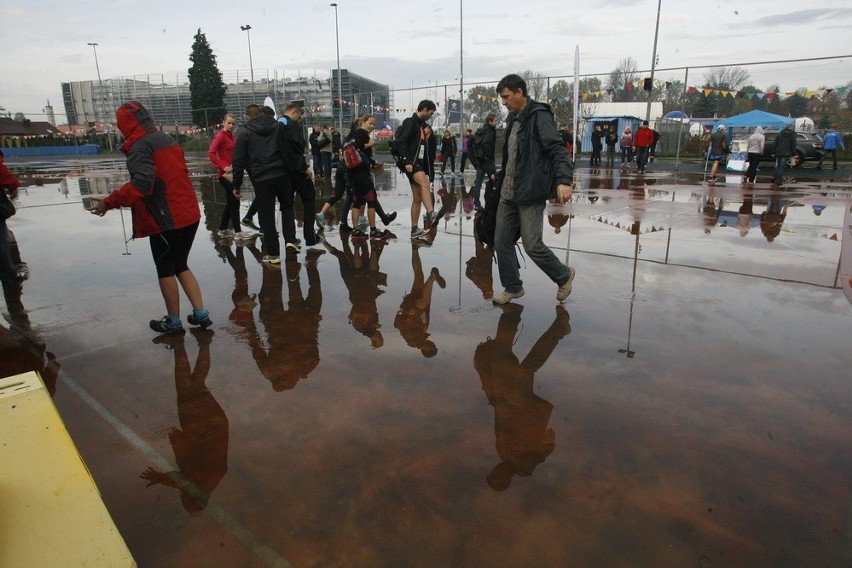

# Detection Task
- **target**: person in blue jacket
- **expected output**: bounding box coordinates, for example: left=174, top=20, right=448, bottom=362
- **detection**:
left=818, top=126, right=845, bottom=170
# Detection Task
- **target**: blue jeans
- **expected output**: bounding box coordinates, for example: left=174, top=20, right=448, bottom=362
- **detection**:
left=774, top=155, right=788, bottom=184
left=494, top=198, right=568, bottom=293
left=0, top=218, right=18, bottom=281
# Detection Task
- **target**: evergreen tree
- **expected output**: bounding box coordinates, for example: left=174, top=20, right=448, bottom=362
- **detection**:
left=188, top=29, right=226, bottom=127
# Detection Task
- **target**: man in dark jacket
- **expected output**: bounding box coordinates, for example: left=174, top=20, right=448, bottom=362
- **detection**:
left=393, top=100, right=444, bottom=241
left=277, top=102, right=320, bottom=251
left=773, top=123, right=797, bottom=185
left=89, top=100, right=212, bottom=334
left=471, top=113, right=498, bottom=209
left=492, top=74, right=576, bottom=305
left=231, top=104, right=288, bottom=264
left=590, top=124, right=604, bottom=166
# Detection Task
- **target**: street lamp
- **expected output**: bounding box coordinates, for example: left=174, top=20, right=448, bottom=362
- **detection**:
left=330, top=3, right=343, bottom=135
left=87, top=42, right=113, bottom=151
left=240, top=25, right=255, bottom=99
left=645, top=0, right=662, bottom=122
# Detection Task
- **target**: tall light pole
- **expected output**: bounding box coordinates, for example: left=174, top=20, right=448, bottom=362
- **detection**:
left=330, top=3, right=343, bottom=135
left=645, top=0, right=662, bottom=122
left=87, top=42, right=113, bottom=151
left=240, top=25, right=255, bottom=99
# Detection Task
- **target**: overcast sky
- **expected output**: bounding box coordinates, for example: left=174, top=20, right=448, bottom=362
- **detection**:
left=2, top=0, right=851, bottom=121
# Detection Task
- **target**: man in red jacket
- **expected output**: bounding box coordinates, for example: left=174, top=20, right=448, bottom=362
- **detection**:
left=89, top=101, right=211, bottom=335
left=633, top=120, right=655, bottom=173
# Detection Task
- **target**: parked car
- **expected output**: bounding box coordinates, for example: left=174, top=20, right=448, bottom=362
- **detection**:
left=760, top=131, right=824, bottom=168
left=374, top=128, right=394, bottom=140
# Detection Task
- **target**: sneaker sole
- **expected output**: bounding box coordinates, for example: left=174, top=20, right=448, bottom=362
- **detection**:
left=493, top=290, right=525, bottom=305
left=557, top=267, right=576, bottom=301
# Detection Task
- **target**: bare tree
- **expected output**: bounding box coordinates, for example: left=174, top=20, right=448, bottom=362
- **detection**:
left=606, top=58, right=640, bottom=102
left=703, top=66, right=750, bottom=91
left=549, top=79, right=573, bottom=126
left=519, top=70, right=548, bottom=101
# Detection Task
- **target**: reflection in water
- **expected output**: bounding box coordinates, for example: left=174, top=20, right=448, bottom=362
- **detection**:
left=760, top=190, right=788, bottom=242
left=140, top=330, right=229, bottom=512
left=245, top=249, right=324, bottom=391
left=0, top=235, right=59, bottom=393
left=325, top=236, right=387, bottom=348
left=395, top=245, right=445, bottom=357
left=475, top=304, right=571, bottom=491
left=465, top=230, right=494, bottom=300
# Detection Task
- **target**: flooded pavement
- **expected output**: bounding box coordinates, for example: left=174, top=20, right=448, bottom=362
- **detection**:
left=2, top=156, right=852, bottom=567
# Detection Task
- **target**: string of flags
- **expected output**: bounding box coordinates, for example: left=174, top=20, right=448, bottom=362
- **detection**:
left=547, top=81, right=850, bottom=105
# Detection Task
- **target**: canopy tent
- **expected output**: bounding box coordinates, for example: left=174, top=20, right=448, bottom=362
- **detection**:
left=581, top=116, right=640, bottom=152
left=712, top=110, right=793, bottom=134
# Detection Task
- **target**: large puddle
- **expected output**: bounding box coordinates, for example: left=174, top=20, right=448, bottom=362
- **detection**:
left=2, top=156, right=852, bottom=566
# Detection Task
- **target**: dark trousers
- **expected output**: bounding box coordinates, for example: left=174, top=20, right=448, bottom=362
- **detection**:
left=460, top=152, right=469, bottom=172
left=217, top=177, right=242, bottom=231
left=253, top=176, right=287, bottom=256
left=440, top=153, right=456, bottom=173
left=635, top=146, right=650, bottom=171
left=590, top=147, right=602, bottom=166
left=818, top=148, right=838, bottom=169
left=281, top=173, right=318, bottom=245
left=321, top=153, right=333, bottom=179
left=745, top=152, right=761, bottom=182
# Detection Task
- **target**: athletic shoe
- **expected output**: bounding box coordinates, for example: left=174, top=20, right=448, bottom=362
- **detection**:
left=492, top=288, right=525, bottom=305
left=315, top=212, right=325, bottom=226
left=187, top=310, right=213, bottom=329
left=381, top=211, right=398, bottom=226
left=351, top=228, right=368, bottom=240
left=233, top=230, right=258, bottom=241
left=285, top=242, right=301, bottom=254
left=370, top=228, right=391, bottom=241
left=149, top=316, right=185, bottom=334
left=358, top=216, right=369, bottom=231
left=261, top=255, right=281, bottom=264
left=217, top=229, right=235, bottom=238
left=411, top=227, right=427, bottom=240
left=339, top=223, right=353, bottom=234
left=242, top=217, right=259, bottom=229
left=556, top=266, right=577, bottom=302
left=427, top=207, right=446, bottom=227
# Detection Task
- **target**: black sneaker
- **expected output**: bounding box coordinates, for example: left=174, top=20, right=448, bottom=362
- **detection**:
left=351, top=228, right=368, bottom=240
left=381, top=211, right=398, bottom=226
left=150, top=316, right=185, bottom=334
left=187, top=310, right=213, bottom=329
left=339, top=223, right=353, bottom=234
left=242, top=217, right=259, bottom=230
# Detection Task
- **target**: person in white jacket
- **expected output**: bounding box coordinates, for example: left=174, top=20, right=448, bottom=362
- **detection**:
left=745, top=126, right=765, bottom=183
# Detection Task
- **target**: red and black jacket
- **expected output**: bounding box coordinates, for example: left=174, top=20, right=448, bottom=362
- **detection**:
left=105, top=101, right=200, bottom=238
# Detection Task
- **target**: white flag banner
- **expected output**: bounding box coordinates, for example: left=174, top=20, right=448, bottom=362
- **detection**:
left=572, top=45, right=579, bottom=163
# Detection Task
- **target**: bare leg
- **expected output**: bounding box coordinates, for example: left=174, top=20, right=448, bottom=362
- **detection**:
left=409, top=171, right=434, bottom=226
left=158, top=276, right=181, bottom=316
left=176, top=269, right=204, bottom=310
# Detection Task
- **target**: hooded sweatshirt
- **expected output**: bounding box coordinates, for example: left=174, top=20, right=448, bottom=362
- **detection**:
left=104, top=101, right=199, bottom=238
left=231, top=114, right=287, bottom=187
left=747, top=126, right=765, bottom=154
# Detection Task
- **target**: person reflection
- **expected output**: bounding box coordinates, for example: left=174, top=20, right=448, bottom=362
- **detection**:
left=246, top=251, right=323, bottom=391
left=325, top=235, right=388, bottom=348
left=700, top=192, right=723, bottom=234
left=395, top=245, right=445, bottom=357
left=760, top=191, right=787, bottom=243
left=218, top=242, right=258, bottom=339
left=475, top=304, right=571, bottom=491
left=140, top=329, right=228, bottom=512
left=2, top=278, right=61, bottom=395
left=737, top=192, right=755, bottom=238
left=466, top=230, right=494, bottom=301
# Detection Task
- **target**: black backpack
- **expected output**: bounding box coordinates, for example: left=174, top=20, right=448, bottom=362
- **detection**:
left=473, top=179, right=519, bottom=250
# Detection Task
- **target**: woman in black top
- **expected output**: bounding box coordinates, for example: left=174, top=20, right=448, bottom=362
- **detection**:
left=439, top=129, right=458, bottom=174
